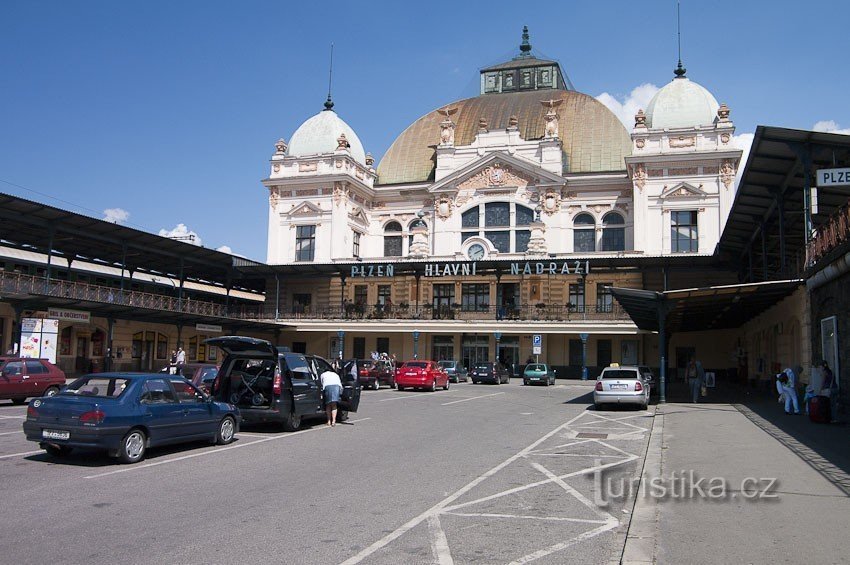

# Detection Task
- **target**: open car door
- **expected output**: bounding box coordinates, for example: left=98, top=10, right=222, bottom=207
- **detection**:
left=339, top=359, right=362, bottom=412
left=204, top=336, right=277, bottom=358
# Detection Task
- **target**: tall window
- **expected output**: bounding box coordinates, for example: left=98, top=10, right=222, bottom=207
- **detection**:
left=461, top=283, right=490, bottom=311
left=354, top=285, right=368, bottom=305
left=352, top=231, right=361, bottom=258
left=601, top=212, right=625, bottom=252
left=569, top=282, right=585, bottom=312
left=573, top=213, right=596, bottom=252
left=432, top=283, right=455, bottom=310
left=596, top=283, right=613, bottom=313
left=295, top=225, right=316, bottom=261
left=377, top=284, right=391, bottom=305
left=671, top=211, right=698, bottom=253
left=460, top=203, right=535, bottom=253
left=384, top=221, right=402, bottom=257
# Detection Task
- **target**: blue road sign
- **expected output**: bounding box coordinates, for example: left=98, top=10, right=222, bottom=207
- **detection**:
left=533, top=334, right=542, bottom=346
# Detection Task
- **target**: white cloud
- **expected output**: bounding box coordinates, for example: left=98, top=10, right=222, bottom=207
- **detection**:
left=158, top=223, right=203, bottom=246
left=216, top=245, right=232, bottom=254
left=596, top=83, right=660, bottom=129
left=812, top=120, right=850, bottom=135
left=103, top=208, right=129, bottom=224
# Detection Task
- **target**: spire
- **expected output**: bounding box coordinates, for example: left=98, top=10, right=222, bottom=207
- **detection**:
left=324, top=43, right=335, bottom=111
left=518, top=25, right=532, bottom=58
left=673, top=1, right=687, bottom=78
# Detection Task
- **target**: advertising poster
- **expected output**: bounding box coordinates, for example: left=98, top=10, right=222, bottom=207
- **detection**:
left=19, top=318, right=59, bottom=364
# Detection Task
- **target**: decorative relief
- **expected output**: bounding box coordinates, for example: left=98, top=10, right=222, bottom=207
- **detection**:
left=634, top=109, right=647, bottom=129
left=630, top=163, right=647, bottom=191
left=563, top=191, right=577, bottom=200
left=273, top=163, right=280, bottom=173
left=717, top=103, right=731, bottom=122
left=720, top=160, right=735, bottom=189
left=333, top=182, right=348, bottom=206
left=274, top=138, right=288, bottom=155
left=541, top=99, right=563, bottom=138
left=438, top=107, right=458, bottom=145
left=704, top=166, right=719, bottom=175
left=541, top=190, right=561, bottom=215
left=458, top=164, right=531, bottom=190
left=567, top=205, right=582, bottom=216
left=669, top=136, right=696, bottom=148
left=299, top=162, right=317, bottom=173
left=648, top=168, right=664, bottom=177
left=720, top=132, right=731, bottom=144
left=269, top=187, right=280, bottom=210
left=373, top=201, right=386, bottom=209
left=508, top=115, right=519, bottom=129
left=365, top=152, right=375, bottom=167
left=295, top=189, right=319, bottom=197
left=635, top=138, right=646, bottom=149
left=435, top=194, right=453, bottom=220
left=454, top=191, right=472, bottom=208
left=478, top=116, right=488, bottom=133
left=336, top=133, right=350, bottom=151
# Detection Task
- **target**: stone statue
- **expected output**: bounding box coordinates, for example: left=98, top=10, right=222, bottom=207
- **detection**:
left=508, top=115, right=519, bottom=129
left=365, top=152, right=374, bottom=167
left=717, top=103, right=731, bottom=122
left=274, top=138, right=288, bottom=154
left=438, top=107, right=458, bottom=145
left=634, top=109, right=647, bottom=128
left=541, top=99, right=562, bottom=138
left=478, top=116, right=489, bottom=133
left=336, top=133, right=350, bottom=151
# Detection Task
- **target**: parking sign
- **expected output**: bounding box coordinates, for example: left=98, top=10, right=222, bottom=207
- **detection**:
left=532, top=334, right=542, bottom=355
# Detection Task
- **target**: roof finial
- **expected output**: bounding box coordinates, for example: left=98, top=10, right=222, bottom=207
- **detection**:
left=519, top=25, right=532, bottom=57
left=674, top=1, right=687, bottom=78
left=324, top=43, right=335, bottom=111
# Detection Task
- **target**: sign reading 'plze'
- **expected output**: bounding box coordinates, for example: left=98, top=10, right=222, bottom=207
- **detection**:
left=350, top=261, right=590, bottom=278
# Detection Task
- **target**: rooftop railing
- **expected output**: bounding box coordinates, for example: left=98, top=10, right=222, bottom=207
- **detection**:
left=807, top=199, right=850, bottom=267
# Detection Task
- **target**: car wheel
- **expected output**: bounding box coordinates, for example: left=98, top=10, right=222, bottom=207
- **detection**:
left=282, top=412, right=302, bottom=432
left=397, top=385, right=405, bottom=391
left=336, top=410, right=349, bottom=423
left=523, top=380, right=528, bottom=385
left=215, top=416, right=236, bottom=445
left=443, top=379, right=450, bottom=391
left=372, top=379, right=380, bottom=391
left=390, top=380, right=397, bottom=389
left=118, top=429, right=146, bottom=464
left=429, top=380, right=437, bottom=392
left=11, top=398, right=26, bottom=405
left=44, top=444, right=72, bottom=457
left=43, top=386, right=60, bottom=397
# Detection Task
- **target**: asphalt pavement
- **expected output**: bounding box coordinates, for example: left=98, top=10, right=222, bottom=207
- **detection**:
left=0, top=380, right=653, bottom=565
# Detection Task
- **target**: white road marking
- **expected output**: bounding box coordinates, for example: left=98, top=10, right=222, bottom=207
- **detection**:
left=84, top=418, right=371, bottom=479
left=426, top=514, right=453, bottom=565
left=506, top=522, right=619, bottom=565
left=445, top=512, right=609, bottom=525
left=339, top=412, right=589, bottom=565
left=234, top=432, right=272, bottom=438
left=0, top=415, right=25, bottom=419
left=0, top=449, right=42, bottom=460
left=378, top=391, right=457, bottom=402
left=441, top=392, right=504, bottom=406
left=0, top=430, right=24, bottom=436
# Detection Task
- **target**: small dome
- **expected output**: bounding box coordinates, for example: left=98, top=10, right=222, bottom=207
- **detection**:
left=287, top=109, right=366, bottom=165
left=645, top=77, right=719, bottom=129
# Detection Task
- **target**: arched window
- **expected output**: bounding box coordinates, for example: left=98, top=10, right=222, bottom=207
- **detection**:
left=600, top=212, right=625, bottom=252
left=408, top=218, right=427, bottom=248
left=384, top=221, right=402, bottom=257
left=573, top=213, right=596, bottom=253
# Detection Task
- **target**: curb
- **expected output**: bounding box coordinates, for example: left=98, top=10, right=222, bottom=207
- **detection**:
left=618, top=406, right=664, bottom=564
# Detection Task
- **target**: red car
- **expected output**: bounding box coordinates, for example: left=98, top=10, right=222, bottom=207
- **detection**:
left=0, top=357, right=67, bottom=404
left=395, top=360, right=450, bottom=392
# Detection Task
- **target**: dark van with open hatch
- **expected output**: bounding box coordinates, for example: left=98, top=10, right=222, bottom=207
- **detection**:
left=206, top=337, right=360, bottom=431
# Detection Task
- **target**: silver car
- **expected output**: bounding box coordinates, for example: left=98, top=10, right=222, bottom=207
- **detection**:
left=594, top=365, right=650, bottom=410
left=438, top=360, right=468, bottom=383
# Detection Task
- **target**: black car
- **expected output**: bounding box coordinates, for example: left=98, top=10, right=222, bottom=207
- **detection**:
left=23, top=373, right=239, bottom=464
left=470, top=362, right=511, bottom=384
left=206, top=337, right=361, bottom=431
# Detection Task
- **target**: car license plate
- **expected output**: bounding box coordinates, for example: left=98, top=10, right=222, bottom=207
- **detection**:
left=611, top=384, right=628, bottom=390
left=42, top=429, right=70, bottom=440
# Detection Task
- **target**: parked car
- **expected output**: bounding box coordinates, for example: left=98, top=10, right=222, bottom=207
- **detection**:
left=23, top=373, right=239, bottom=463
left=161, top=363, right=219, bottom=394
left=438, top=360, right=468, bottom=383
left=594, top=364, right=649, bottom=410
left=638, top=366, right=656, bottom=396
left=523, top=363, right=556, bottom=386
left=206, top=336, right=360, bottom=430
left=347, top=359, right=376, bottom=389
left=0, top=357, right=67, bottom=404
left=366, top=359, right=396, bottom=390
left=470, top=362, right=511, bottom=384
left=395, top=360, right=449, bottom=391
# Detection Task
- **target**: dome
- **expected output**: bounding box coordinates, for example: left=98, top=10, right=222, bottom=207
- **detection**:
left=287, top=109, right=367, bottom=165
left=645, top=77, right=719, bottom=130
left=376, top=89, right=632, bottom=185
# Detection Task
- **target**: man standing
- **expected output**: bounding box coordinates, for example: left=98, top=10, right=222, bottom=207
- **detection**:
left=176, top=346, right=186, bottom=375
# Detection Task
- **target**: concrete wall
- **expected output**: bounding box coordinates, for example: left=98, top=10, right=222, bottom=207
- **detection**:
left=809, top=272, right=848, bottom=412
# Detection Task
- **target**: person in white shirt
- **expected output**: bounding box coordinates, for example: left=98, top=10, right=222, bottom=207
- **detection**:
left=176, top=347, right=187, bottom=375
left=320, top=368, right=343, bottom=426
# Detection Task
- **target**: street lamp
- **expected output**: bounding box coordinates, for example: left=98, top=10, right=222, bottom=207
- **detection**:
left=579, top=332, right=589, bottom=380
left=494, top=331, right=502, bottom=364
left=412, top=329, right=420, bottom=359
left=337, top=329, right=345, bottom=360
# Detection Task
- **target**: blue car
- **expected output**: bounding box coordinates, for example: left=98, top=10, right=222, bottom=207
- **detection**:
left=23, top=373, right=240, bottom=464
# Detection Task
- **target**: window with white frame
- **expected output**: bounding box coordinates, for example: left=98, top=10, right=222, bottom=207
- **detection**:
left=671, top=211, right=698, bottom=253
left=460, top=202, right=536, bottom=253
left=384, top=221, right=402, bottom=257
left=573, top=213, right=596, bottom=252
left=600, top=212, right=625, bottom=252
left=352, top=231, right=361, bottom=258
left=295, top=225, right=316, bottom=262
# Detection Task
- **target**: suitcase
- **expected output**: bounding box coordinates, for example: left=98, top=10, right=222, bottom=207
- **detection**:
left=809, top=395, right=831, bottom=424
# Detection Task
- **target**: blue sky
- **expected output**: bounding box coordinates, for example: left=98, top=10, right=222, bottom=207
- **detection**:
left=2, top=1, right=848, bottom=261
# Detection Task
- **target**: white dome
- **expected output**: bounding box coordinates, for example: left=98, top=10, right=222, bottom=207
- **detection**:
left=645, top=77, right=720, bottom=129
left=287, top=109, right=366, bottom=165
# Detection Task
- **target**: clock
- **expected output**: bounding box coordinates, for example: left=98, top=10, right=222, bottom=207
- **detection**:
left=468, top=243, right=486, bottom=260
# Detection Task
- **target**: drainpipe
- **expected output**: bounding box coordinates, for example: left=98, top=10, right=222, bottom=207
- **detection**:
left=806, top=251, right=850, bottom=292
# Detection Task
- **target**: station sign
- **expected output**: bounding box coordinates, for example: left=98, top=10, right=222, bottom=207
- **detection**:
left=817, top=167, right=850, bottom=187
left=47, top=308, right=90, bottom=323
left=350, top=260, right=591, bottom=279
left=196, top=323, right=222, bottom=333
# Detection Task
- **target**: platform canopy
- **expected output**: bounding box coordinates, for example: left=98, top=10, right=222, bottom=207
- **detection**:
left=610, top=279, right=804, bottom=334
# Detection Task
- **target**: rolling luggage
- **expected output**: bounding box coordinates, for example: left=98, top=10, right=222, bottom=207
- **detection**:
left=809, top=395, right=831, bottom=424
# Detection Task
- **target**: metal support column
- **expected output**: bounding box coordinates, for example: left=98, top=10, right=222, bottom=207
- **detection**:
left=777, top=192, right=787, bottom=274
left=45, top=228, right=55, bottom=293
left=658, top=300, right=668, bottom=404
left=106, top=318, right=115, bottom=372
left=760, top=222, right=768, bottom=281
left=275, top=274, right=281, bottom=321
left=580, top=332, right=589, bottom=380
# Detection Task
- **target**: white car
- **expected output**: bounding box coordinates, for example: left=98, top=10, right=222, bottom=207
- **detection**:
left=594, top=364, right=650, bottom=410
